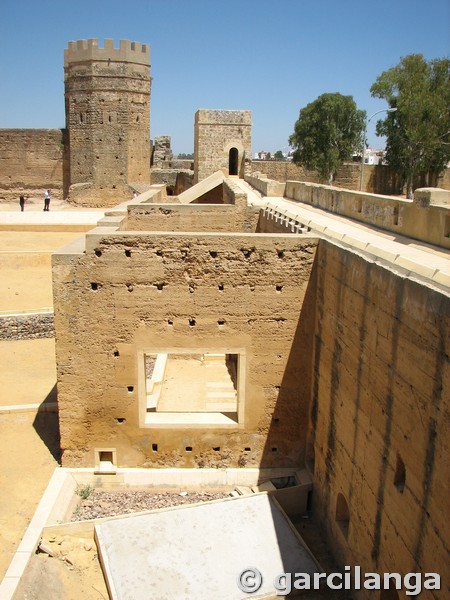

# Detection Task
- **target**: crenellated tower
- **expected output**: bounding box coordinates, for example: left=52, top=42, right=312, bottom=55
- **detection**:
left=64, top=38, right=151, bottom=206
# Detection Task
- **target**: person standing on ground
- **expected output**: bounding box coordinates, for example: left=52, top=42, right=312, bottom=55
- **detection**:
left=19, top=194, right=25, bottom=211
left=43, top=189, right=51, bottom=211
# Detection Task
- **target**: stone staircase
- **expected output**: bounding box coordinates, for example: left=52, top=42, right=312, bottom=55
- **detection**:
left=204, top=354, right=237, bottom=412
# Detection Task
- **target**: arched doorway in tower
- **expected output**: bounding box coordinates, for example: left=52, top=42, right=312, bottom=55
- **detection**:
left=229, top=147, right=239, bottom=175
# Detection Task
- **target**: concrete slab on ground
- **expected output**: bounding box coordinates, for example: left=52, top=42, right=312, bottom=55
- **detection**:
left=95, top=493, right=319, bottom=600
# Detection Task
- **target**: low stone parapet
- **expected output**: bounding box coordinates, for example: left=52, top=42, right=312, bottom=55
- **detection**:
left=285, top=181, right=450, bottom=249
left=0, top=311, right=54, bottom=340
left=245, top=172, right=286, bottom=196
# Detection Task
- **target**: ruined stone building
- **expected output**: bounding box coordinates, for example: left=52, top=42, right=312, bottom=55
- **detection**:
left=1, top=38, right=448, bottom=599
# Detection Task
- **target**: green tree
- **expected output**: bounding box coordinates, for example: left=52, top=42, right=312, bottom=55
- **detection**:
left=371, top=54, right=450, bottom=198
left=289, top=93, right=365, bottom=183
left=274, top=150, right=285, bottom=160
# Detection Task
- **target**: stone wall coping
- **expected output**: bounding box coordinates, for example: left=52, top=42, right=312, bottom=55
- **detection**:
left=284, top=180, right=450, bottom=250
left=261, top=197, right=450, bottom=294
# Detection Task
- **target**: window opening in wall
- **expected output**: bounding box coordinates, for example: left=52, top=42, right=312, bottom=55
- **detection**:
left=394, top=454, right=406, bottom=493
left=444, top=215, right=450, bottom=238
left=142, top=351, right=243, bottom=426
left=229, top=147, right=239, bottom=176
left=393, top=205, right=399, bottom=226
left=95, top=449, right=117, bottom=473
left=335, top=492, right=350, bottom=539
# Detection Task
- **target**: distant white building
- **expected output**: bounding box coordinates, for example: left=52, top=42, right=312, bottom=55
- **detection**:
left=254, top=151, right=271, bottom=160
left=354, top=148, right=386, bottom=165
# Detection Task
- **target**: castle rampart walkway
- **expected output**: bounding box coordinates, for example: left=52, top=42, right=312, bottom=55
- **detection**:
left=232, top=175, right=450, bottom=294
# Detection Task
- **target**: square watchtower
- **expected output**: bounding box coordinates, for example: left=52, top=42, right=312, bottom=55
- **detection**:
left=194, top=109, right=252, bottom=183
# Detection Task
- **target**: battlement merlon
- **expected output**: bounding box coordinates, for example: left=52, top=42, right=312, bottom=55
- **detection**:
left=64, top=38, right=150, bottom=67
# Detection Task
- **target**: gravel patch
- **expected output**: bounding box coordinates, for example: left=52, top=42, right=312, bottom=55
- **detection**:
left=71, top=489, right=231, bottom=521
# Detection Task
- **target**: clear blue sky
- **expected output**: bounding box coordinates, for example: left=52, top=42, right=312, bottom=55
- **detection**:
left=1, top=0, right=449, bottom=155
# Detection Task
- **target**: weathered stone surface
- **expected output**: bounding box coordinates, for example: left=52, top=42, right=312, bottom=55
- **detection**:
left=53, top=225, right=318, bottom=471
left=0, top=313, right=54, bottom=340
left=0, top=129, right=65, bottom=203
left=310, top=241, right=449, bottom=596
left=194, top=110, right=252, bottom=183
left=64, top=39, right=151, bottom=207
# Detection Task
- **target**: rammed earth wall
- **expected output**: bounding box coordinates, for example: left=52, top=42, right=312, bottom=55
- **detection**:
left=310, top=241, right=449, bottom=598
left=53, top=230, right=318, bottom=470
left=0, top=129, right=66, bottom=203
left=251, top=160, right=450, bottom=195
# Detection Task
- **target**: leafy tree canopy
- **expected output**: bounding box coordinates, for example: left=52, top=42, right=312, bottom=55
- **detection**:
left=289, top=93, right=365, bottom=183
left=371, top=54, right=450, bottom=198
left=274, top=150, right=285, bottom=160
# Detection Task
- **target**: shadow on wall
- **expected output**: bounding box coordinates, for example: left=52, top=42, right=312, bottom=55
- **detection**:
left=32, top=383, right=62, bottom=464
left=259, top=252, right=318, bottom=470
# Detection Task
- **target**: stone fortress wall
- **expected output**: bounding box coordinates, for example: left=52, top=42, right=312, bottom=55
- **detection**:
left=1, top=128, right=449, bottom=206
left=310, top=241, right=449, bottom=595
left=253, top=159, right=450, bottom=194
left=0, top=129, right=66, bottom=204
left=1, top=128, right=448, bottom=204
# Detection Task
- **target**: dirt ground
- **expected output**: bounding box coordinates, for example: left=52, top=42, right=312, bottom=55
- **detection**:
left=14, top=535, right=109, bottom=600
left=0, top=232, right=84, bottom=312
left=0, top=340, right=59, bottom=578
left=0, top=223, right=90, bottom=596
